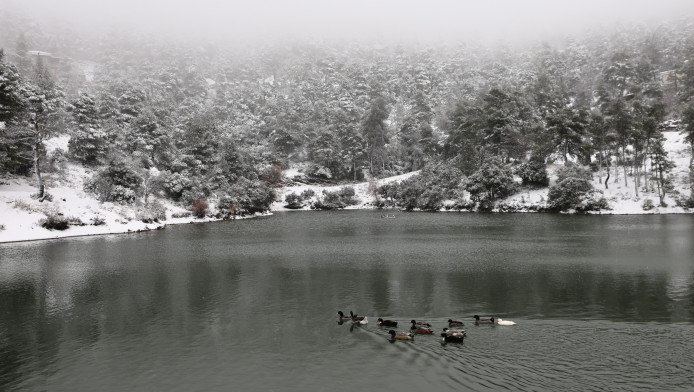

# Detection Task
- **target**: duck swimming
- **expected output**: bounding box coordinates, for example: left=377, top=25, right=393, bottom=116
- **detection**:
left=441, top=332, right=465, bottom=343
left=442, top=327, right=466, bottom=337
left=377, top=318, right=398, bottom=327
left=448, top=319, right=464, bottom=327
left=410, top=325, right=434, bottom=334
left=497, top=318, right=516, bottom=326
left=349, top=311, right=366, bottom=322
left=410, top=320, right=431, bottom=328
left=473, top=315, right=494, bottom=324
left=388, top=330, right=414, bottom=340
left=337, top=311, right=352, bottom=321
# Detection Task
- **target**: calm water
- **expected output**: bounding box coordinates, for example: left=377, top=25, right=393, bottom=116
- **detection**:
left=1, top=211, right=693, bottom=391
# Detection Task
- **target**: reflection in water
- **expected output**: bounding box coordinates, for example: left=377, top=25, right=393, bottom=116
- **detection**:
left=1, top=212, right=694, bottom=391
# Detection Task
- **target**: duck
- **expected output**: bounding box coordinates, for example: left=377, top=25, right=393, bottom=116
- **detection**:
left=352, top=316, right=368, bottom=325
left=410, top=325, right=434, bottom=334
left=377, top=318, right=398, bottom=327
left=473, top=315, right=494, bottom=324
left=388, top=330, right=414, bottom=340
left=337, top=311, right=352, bottom=321
left=497, top=318, right=516, bottom=326
left=442, top=327, right=466, bottom=337
left=448, top=319, right=465, bottom=327
left=410, top=320, right=431, bottom=328
left=349, top=311, right=366, bottom=322
left=441, top=332, right=465, bottom=343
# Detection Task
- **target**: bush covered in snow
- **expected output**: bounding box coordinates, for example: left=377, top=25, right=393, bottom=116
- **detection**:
left=642, top=198, right=656, bottom=211
left=465, top=158, right=517, bottom=203
left=84, top=161, right=142, bottom=203
left=313, top=186, right=360, bottom=210
left=217, top=177, right=275, bottom=217
left=39, top=211, right=69, bottom=230
left=377, top=163, right=463, bottom=211
left=548, top=178, right=594, bottom=211
left=137, top=200, right=167, bottom=223
left=516, top=160, right=549, bottom=186
left=284, top=192, right=305, bottom=209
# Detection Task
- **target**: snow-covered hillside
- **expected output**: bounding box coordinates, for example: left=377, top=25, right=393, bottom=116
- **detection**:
left=1, top=132, right=692, bottom=244
left=497, top=131, right=692, bottom=214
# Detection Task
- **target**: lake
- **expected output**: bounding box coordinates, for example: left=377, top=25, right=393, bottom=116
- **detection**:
left=1, top=211, right=693, bottom=391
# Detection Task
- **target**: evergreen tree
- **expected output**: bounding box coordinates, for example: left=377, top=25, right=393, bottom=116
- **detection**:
left=0, top=49, right=33, bottom=175
left=547, top=105, right=588, bottom=162
left=649, top=133, right=675, bottom=206
left=68, top=93, right=107, bottom=165
left=361, top=96, right=389, bottom=175
left=605, top=98, right=633, bottom=186
left=0, top=49, right=28, bottom=123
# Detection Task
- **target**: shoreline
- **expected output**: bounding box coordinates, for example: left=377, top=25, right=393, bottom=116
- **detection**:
left=1, top=204, right=692, bottom=246
left=0, top=212, right=272, bottom=245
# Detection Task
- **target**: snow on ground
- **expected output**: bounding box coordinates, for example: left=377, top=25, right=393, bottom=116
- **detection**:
left=271, top=170, right=420, bottom=211
left=1, top=132, right=691, bottom=244
left=498, top=131, right=692, bottom=214
left=591, top=131, right=691, bottom=214
left=0, top=163, right=264, bottom=244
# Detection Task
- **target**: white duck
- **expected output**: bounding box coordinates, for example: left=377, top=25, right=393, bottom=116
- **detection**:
left=497, top=318, right=516, bottom=326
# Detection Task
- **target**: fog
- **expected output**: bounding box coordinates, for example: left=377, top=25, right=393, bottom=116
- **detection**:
left=4, top=0, right=694, bottom=45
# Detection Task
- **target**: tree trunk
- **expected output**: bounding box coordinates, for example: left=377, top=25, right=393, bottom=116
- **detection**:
left=32, top=119, right=44, bottom=200
left=597, top=151, right=603, bottom=185
left=643, top=151, right=649, bottom=192
left=690, top=142, right=694, bottom=199
left=633, top=149, right=639, bottom=197
left=614, top=152, right=619, bottom=184
left=658, top=165, right=666, bottom=206
left=622, top=146, right=628, bottom=187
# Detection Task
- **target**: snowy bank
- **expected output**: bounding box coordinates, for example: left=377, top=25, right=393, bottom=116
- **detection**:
left=1, top=132, right=692, bottom=244
left=0, top=163, right=268, bottom=244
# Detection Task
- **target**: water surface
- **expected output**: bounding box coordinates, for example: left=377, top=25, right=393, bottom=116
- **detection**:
left=1, top=212, right=693, bottom=391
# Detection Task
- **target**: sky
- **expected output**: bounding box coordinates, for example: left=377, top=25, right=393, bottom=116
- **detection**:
left=4, top=0, right=694, bottom=45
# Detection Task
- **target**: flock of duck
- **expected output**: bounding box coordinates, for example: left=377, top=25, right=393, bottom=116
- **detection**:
left=337, top=311, right=516, bottom=343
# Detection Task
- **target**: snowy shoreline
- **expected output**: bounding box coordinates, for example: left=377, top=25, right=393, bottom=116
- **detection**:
left=1, top=132, right=691, bottom=245
left=0, top=187, right=690, bottom=245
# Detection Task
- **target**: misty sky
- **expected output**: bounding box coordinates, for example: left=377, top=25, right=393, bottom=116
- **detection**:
left=5, top=0, right=694, bottom=44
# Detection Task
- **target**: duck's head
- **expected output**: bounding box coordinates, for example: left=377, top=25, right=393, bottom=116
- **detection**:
left=448, top=319, right=453, bottom=323
left=473, top=315, right=480, bottom=321
left=442, top=327, right=449, bottom=332
left=338, top=311, right=345, bottom=317
left=388, top=330, right=396, bottom=337
left=378, top=318, right=384, bottom=323
left=410, top=320, right=417, bottom=324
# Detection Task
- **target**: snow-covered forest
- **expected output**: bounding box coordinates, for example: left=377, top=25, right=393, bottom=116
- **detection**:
left=1, top=8, right=694, bottom=239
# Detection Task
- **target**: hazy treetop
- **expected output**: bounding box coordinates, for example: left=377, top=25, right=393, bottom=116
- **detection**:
left=4, top=0, right=694, bottom=46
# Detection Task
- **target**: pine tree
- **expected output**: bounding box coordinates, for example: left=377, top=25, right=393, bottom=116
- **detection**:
left=68, top=93, right=107, bottom=165
left=0, top=49, right=28, bottom=123
left=0, top=49, right=33, bottom=175
left=361, top=96, right=389, bottom=175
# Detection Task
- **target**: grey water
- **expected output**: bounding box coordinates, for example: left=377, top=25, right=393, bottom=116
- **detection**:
left=1, top=211, right=693, bottom=391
